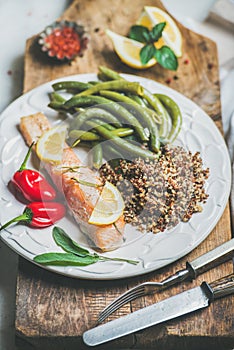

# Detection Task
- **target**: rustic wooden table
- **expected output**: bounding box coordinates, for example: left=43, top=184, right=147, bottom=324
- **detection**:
left=15, top=1, right=234, bottom=349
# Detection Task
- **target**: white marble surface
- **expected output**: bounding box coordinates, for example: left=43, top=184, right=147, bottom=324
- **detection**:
left=0, top=1, right=233, bottom=349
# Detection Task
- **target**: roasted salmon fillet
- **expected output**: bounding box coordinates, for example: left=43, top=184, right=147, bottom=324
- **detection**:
left=19, top=112, right=125, bottom=251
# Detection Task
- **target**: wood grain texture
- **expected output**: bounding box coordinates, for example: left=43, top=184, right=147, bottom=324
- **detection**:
left=16, top=0, right=234, bottom=349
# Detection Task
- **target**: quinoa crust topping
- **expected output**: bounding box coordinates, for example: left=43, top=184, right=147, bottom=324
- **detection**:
left=100, top=146, right=209, bottom=234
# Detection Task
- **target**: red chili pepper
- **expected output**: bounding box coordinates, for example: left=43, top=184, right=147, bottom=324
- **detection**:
left=0, top=202, right=66, bottom=230
left=12, top=143, right=56, bottom=202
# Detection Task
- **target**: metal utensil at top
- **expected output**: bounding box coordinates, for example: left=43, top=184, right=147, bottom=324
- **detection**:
left=98, top=238, right=234, bottom=323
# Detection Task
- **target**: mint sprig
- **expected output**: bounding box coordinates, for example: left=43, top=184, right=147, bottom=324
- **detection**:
left=129, top=23, right=178, bottom=71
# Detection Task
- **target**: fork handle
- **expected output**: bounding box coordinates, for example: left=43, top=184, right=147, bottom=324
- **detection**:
left=187, top=238, right=234, bottom=279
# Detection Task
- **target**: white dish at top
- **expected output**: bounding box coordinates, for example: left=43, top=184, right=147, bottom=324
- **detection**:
left=0, top=73, right=231, bottom=280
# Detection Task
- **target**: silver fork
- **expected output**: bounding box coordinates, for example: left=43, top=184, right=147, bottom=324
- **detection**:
left=98, top=238, right=234, bottom=323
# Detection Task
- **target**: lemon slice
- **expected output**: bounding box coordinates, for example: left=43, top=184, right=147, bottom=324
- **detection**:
left=88, top=181, right=125, bottom=225
left=106, top=29, right=157, bottom=69
left=36, top=124, right=68, bottom=164
left=141, top=6, right=182, bottom=57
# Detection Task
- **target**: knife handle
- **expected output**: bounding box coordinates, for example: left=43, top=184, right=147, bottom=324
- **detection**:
left=186, top=238, right=234, bottom=279
left=202, top=273, right=234, bottom=301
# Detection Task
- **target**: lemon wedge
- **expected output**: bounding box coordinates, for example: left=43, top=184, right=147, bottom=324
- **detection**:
left=141, top=6, right=182, bottom=57
left=106, top=29, right=157, bottom=69
left=88, top=181, right=125, bottom=225
left=36, top=124, right=67, bottom=164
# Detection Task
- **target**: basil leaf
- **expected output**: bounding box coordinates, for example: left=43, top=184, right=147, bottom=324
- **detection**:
left=33, top=253, right=99, bottom=266
left=150, top=22, right=166, bottom=42
left=53, top=226, right=90, bottom=256
left=129, top=25, right=151, bottom=43
left=140, top=44, right=156, bottom=65
left=155, top=46, right=178, bottom=71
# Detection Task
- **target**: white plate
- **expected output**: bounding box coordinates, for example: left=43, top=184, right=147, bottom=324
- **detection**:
left=0, top=73, right=231, bottom=280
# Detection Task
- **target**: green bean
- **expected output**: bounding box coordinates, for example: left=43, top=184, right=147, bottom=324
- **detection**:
left=155, top=94, right=182, bottom=142
left=88, top=118, right=117, bottom=131
left=84, top=121, right=134, bottom=139
left=64, top=95, right=101, bottom=109
left=110, top=128, right=134, bottom=137
left=52, top=81, right=92, bottom=92
left=77, top=80, right=144, bottom=97
left=98, top=66, right=124, bottom=81
left=95, top=67, right=163, bottom=126
left=69, top=130, right=101, bottom=141
left=74, top=107, right=85, bottom=114
left=142, top=88, right=167, bottom=118
left=50, top=92, right=66, bottom=103
left=95, top=68, right=166, bottom=128
left=72, top=141, right=94, bottom=149
left=48, top=101, right=66, bottom=111
left=99, top=90, right=160, bottom=152
left=142, top=88, right=170, bottom=139
left=92, top=67, right=163, bottom=128
left=97, top=72, right=110, bottom=82
left=72, top=107, right=122, bottom=130
left=64, top=95, right=100, bottom=109
left=100, top=123, right=116, bottom=131
left=65, top=95, right=148, bottom=141
left=124, top=134, right=139, bottom=142
left=88, top=81, right=100, bottom=85
left=92, top=143, right=103, bottom=169
left=86, top=121, right=155, bottom=160
left=126, top=93, right=148, bottom=107
left=125, top=93, right=162, bottom=125
left=159, top=109, right=171, bottom=140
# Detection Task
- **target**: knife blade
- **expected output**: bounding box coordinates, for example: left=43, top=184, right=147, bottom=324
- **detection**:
left=83, top=273, right=234, bottom=347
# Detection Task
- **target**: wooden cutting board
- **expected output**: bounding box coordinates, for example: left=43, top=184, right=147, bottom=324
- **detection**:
left=15, top=1, right=234, bottom=349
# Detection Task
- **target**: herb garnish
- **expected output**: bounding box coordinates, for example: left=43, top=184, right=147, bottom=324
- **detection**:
left=33, top=226, right=138, bottom=266
left=129, top=23, right=178, bottom=71
left=72, top=177, right=103, bottom=188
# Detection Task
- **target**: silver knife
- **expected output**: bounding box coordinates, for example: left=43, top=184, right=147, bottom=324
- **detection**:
left=83, top=273, right=234, bottom=347
left=98, top=238, right=234, bottom=323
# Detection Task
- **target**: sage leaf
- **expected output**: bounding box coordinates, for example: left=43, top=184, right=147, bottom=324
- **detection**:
left=33, top=253, right=99, bottom=266
left=34, top=226, right=139, bottom=267
left=129, top=25, right=151, bottom=43
left=53, top=226, right=90, bottom=256
left=155, top=46, right=178, bottom=71
left=150, top=22, right=166, bottom=42
left=140, top=44, right=156, bottom=65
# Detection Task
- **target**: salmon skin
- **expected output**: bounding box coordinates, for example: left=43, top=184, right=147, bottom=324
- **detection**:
left=19, top=112, right=125, bottom=252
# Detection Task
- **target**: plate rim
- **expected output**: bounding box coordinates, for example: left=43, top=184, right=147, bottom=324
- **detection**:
left=0, top=72, right=232, bottom=280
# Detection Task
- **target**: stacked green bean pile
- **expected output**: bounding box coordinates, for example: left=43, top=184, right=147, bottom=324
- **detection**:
left=48, top=66, right=182, bottom=168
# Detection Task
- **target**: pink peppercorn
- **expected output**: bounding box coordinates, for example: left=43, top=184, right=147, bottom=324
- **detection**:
left=45, top=27, right=81, bottom=60
left=165, top=78, right=172, bottom=84
left=39, top=21, right=88, bottom=61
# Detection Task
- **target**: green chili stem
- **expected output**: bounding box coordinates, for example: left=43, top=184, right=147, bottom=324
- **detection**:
left=19, top=142, right=34, bottom=171
left=0, top=208, right=32, bottom=231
